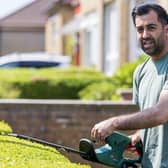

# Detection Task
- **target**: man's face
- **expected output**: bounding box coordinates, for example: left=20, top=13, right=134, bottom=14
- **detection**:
left=135, top=10, right=167, bottom=57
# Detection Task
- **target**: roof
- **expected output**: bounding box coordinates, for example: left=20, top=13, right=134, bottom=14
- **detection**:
left=0, top=0, right=57, bottom=29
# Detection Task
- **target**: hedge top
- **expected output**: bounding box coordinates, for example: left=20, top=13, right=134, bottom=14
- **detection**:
left=0, top=121, right=90, bottom=168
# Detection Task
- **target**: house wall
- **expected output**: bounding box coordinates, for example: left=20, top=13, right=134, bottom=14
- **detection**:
left=45, top=6, right=73, bottom=55
left=117, top=0, right=130, bottom=65
left=158, top=0, right=168, bottom=10
left=79, top=0, right=168, bottom=71
left=45, top=15, right=64, bottom=55
left=134, top=0, right=168, bottom=9
left=45, top=0, right=168, bottom=74
left=80, top=0, right=130, bottom=72
left=0, top=28, right=44, bottom=55
left=0, top=99, right=138, bottom=168
left=80, top=0, right=103, bottom=13
left=80, top=0, right=104, bottom=70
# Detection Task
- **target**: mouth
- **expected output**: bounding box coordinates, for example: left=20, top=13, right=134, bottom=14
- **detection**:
left=142, top=39, right=154, bottom=49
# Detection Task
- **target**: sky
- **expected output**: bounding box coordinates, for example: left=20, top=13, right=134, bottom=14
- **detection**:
left=0, top=0, right=34, bottom=19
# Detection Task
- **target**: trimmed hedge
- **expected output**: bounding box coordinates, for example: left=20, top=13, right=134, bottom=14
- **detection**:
left=79, top=55, right=148, bottom=100
left=79, top=81, right=120, bottom=100
left=0, top=121, right=12, bottom=134
left=0, top=67, right=104, bottom=99
left=0, top=121, right=90, bottom=168
left=0, top=56, right=148, bottom=100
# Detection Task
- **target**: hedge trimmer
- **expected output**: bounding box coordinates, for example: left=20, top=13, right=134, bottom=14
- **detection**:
left=0, top=131, right=142, bottom=168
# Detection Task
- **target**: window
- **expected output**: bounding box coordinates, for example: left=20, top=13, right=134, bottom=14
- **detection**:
left=83, top=12, right=99, bottom=67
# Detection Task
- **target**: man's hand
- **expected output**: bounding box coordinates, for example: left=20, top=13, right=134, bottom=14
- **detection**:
left=91, top=117, right=117, bottom=142
left=91, top=89, right=168, bottom=143
left=129, top=130, right=141, bottom=146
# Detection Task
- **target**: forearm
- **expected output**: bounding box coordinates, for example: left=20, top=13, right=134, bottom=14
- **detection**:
left=112, top=105, right=164, bottom=131
left=91, top=91, right=168, bottom=141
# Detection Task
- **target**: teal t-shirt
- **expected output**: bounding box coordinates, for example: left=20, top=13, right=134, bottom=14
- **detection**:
left=133, top=54, right=168, bottom=168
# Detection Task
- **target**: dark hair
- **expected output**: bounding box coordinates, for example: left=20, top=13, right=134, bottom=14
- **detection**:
left=132, top=3, right=168, bottom=26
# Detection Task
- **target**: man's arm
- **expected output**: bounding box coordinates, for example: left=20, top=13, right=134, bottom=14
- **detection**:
left=91, top=90, right=168, bottom=141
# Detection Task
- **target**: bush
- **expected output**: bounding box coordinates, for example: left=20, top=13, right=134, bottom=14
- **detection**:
left=110, top=55, right=147, bottom=89
left=79, top=55, right=148, bottom=100
left=0, top=56, right=148, bottom=100
left=0, top=121, right=90, bottom=168
left=0, top=67, right=104, bottom=99
left=79, top=81, right=120, bottom=100
left=0, top=121, right=12, bottom=134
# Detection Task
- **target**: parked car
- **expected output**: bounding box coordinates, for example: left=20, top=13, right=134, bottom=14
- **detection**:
left=0, top=52, right=71, bottom=68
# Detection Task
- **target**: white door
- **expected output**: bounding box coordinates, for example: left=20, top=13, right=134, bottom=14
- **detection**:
left=104, top=2, right=119, bottom=75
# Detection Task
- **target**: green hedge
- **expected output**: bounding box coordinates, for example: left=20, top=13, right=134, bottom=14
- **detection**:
left=0, top=121, right=90, bottom=168
left=0, top=121, right=12, bottom=134
left=109, top=55, right=147, bottom=89
left=0, top=67, right=104, bottom=99
left=79, top=81, right=120, bottom=100
left=0, top=57, right=148, bottom=100
left=79, top=55, right=148, bottom=100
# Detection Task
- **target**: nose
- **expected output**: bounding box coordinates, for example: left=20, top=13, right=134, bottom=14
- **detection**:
left=142, top=30, right=150, bottom=38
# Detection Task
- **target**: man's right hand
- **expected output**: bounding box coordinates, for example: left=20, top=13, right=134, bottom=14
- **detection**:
left=129, top=130, right=141, bottom=146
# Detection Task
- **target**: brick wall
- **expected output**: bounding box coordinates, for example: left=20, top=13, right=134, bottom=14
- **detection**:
left=0, top=99, right=139, bottom=168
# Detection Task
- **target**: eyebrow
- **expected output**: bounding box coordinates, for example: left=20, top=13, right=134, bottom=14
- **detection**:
left=136, top=23, right=157, bottom=28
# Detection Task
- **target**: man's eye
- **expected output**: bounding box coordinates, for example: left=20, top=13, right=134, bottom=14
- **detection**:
left=137, top=27, right=144, bottom=33
left=148, top=26, right=156, bottom=31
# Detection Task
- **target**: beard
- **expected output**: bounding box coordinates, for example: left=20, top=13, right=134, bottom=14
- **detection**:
left=140, top=33, right=165, bottom=57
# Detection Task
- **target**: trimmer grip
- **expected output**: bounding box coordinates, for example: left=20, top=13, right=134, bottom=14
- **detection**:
left=106, top=131, right=131, bottom=149
left=106, top=132, right=143, bottom=166
left=106, top=132, right=143, bottom=156
left=134, top=140, right=143, bottom=160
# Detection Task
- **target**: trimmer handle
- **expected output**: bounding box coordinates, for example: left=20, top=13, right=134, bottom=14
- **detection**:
left=125, top=140, right=143, bottom=162
left=106, top=132, right=142, bottom=155
left=106, top=132, right=143, bottom=167
left=131, top=140, right=143, bottom=158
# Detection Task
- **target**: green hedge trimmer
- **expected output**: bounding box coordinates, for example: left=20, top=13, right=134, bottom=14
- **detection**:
left=80, top=131, right=142, bottom=168
left=1, top=131, right=142, bottom=168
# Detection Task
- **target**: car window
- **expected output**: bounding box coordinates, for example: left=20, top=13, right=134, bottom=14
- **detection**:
left=19, top=61, right=61, bottom=68
left=0, top=62, right=19, bottom=68
left=0, top=61, right=61, bottom=68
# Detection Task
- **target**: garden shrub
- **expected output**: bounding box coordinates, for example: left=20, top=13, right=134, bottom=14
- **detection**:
left=0, top=121, right=90, bottom=168
left=0, top=56, right=148, bottom=100
left=110, top=54, right=148, bottom=89
left=79, top=81, right=120, bottom=100
left=0, top=121, right=12, bottom=134
left=0, top=67, right=104, bottom=99
left=79, top=54, right=148, bottom=100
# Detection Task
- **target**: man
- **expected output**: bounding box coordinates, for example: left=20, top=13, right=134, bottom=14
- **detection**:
left=91, top=3, right=168, bottom=168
